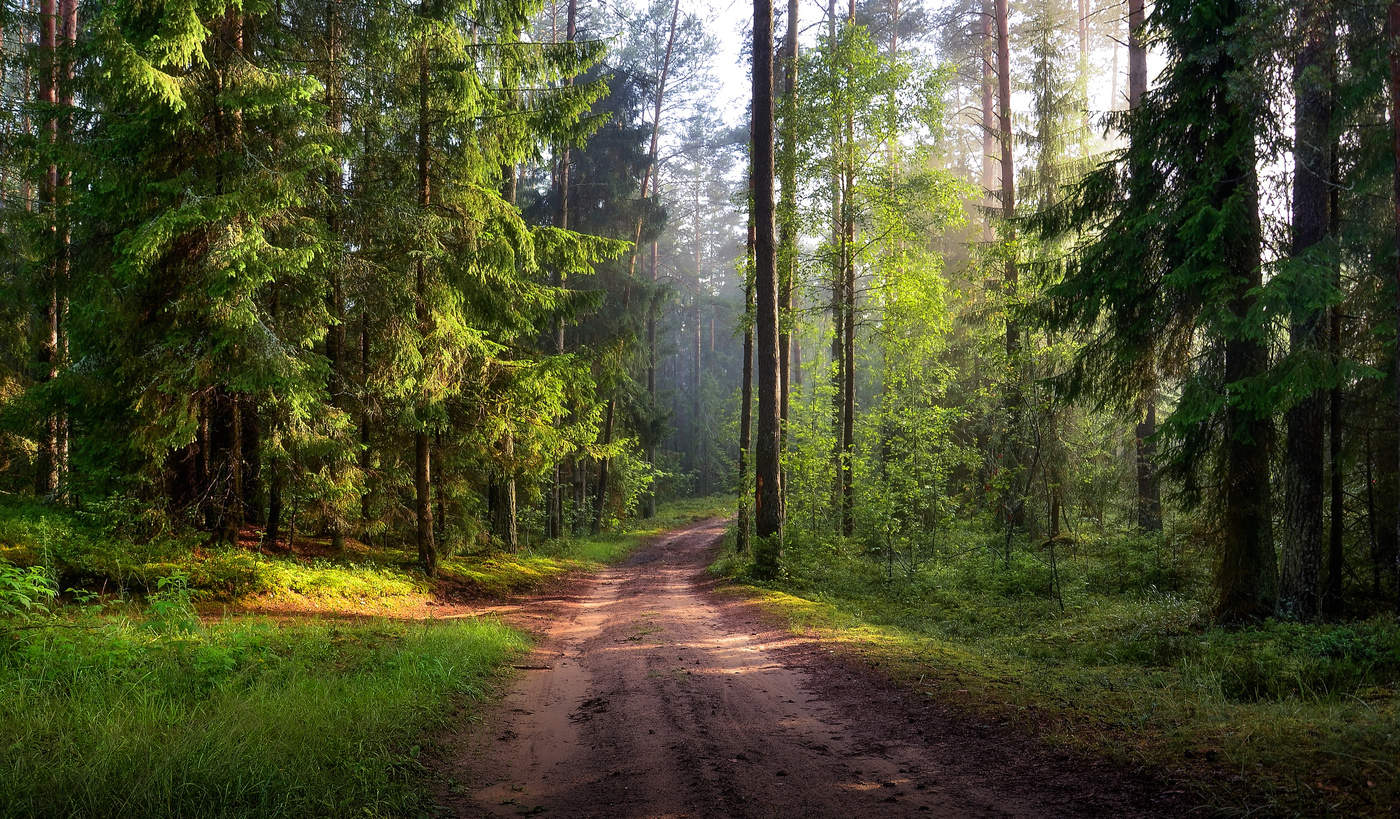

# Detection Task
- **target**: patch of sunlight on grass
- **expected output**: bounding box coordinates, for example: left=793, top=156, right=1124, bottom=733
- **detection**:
left=0, top=615, right=528, bottom=816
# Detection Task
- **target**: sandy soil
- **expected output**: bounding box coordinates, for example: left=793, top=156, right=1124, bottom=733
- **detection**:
left=432, top=517, right=1189, bottom=818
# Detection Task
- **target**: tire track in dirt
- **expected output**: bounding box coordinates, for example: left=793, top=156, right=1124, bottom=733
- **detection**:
left=433, top=517, right=1187, bottom=818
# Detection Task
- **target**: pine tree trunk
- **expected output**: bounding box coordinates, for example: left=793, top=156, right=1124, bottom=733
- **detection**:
left=738, top=187, right=756, bottom=553
left=265, top=465, right=283, bottom=548
left=359, top=311, right=372, bottom=533
left=36, top=0, right=58, bottom=499
left=1128, top=0, right=1161, bottom=534
left=1280, top=2, right=1332, bottom=619
left=994, top=0, right=1023, bottom=536
left=591, top=400, right=614, bottom=534
left=1325, top=136, right=1344, bottom=616
left=1216, top=133, right=1276, bottom=623
left=753, top=0, right=784, bottom=569
left=981, top=0, right=996, bottom=243
left=550, top=0, right=576, bottom=539
left=1388, top=0, right=1400, bottom=611
left=415, top=33, right=436, bottom=576
left=829, top=0, right=844, bottom=517
left=778, top=0, right=798, bottom=488
left=326, top=0, right=346, bottom=551
left=838, top=0, right=856, bottom=538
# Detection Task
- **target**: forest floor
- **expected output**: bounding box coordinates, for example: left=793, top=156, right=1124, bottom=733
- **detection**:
left=432, top=517, right=1188, bottom=818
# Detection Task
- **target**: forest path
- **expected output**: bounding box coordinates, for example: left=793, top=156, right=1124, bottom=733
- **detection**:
left=433, top=517, right=1183, bottom=818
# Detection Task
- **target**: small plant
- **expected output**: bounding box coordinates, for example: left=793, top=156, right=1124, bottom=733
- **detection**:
left=0, top=561, right=57, bottom=623
left=146, top=570, right=198, bottom=635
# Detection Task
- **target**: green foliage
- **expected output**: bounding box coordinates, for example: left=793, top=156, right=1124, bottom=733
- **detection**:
left=0, top=562, right=56, bottom=623
left=0, top=616, right=526, bottom=816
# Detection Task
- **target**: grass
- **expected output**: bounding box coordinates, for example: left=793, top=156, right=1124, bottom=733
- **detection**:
left=0, top=493, right=730, bottom=815
left=0, top=610, right=527, bottom=817
left=713, top=523, right=1400, bottom=816
left=0, top=495, right=732, bottom=614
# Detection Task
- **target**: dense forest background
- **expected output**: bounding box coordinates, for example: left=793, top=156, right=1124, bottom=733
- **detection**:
left=1, top=0, right=1397, bottom=620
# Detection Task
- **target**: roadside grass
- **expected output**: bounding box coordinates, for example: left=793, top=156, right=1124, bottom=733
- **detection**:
left=713, top=523, right=1400, bottom=816
left=0, top=607, right=527, bottom=817
left=0, top=495, right=731, bottom=613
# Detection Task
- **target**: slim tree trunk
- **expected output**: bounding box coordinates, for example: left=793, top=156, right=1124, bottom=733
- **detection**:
left=753, top=0, right=783, bottom=570
left=415, top=31, right=436, bottom=576
left=739, top=178, right=756, bottom=553
left=1325, top=134, right=1344, bottom=616
left=829, top=0, right=844, bottom=516
left=1388, top=0, right=1400, bottom=610
left=1280, top=2, right=1332, bottom=619
left=778, top=0, right=798, bottom=485
left=326, top=0, right=346, bottom=550
left=994, top=0, right=1023, bottom=535
left=838, top=0, right=856, bottom=538
left=550, top=0, right=576, bottom=539
left=981, top=0, right=996, bottom=243
left=36, top=0, right=58, bottom=499
left=1128, top=0, right=1161, bottom=533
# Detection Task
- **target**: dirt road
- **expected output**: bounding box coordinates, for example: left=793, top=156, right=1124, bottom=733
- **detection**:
left=434, top=517, right=1184, bottom=818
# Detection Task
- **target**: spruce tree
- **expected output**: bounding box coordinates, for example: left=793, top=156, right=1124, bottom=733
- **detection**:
left=1035, top=0, right=1281, bottom=621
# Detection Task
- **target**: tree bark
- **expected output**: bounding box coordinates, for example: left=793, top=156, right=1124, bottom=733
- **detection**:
left=35, top=0, right=59, bottom=499
left=1128, top=0, right=1161, bottom=534
left=415, top=30, right=436, bottom=576
left=1388, top=0, right=1400, bottom=611
left=326, top=0, right=346, bottom=550
left=981, top=0, right=996, bottom=243
left=1280, top=1, right=1332, bottom=619
left=829, top=0, right=845, bottom=515
left=739, top=180, right=756, bottom=554
left=778, top=0, right=798, bottom=486
left=753, top=0, right=784, bottom=570
left=550, top=0, right=576, bottom=539
left=1325, top=125, right=1344, bottom=616
left=994, top=0, right=1023, bottom=536
left=1216, top=129, right=1276, bottom=623
left=838, top=0, right=856, bottom=538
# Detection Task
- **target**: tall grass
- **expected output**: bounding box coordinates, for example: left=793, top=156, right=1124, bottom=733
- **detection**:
left=0, top=614, right=526, bottom=816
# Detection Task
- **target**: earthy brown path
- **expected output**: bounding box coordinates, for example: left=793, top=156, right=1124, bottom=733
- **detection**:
left=433, top=517, right=1188, bottom=818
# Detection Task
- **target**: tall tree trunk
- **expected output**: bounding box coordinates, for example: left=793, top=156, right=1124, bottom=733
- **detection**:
left=829, top=0, right=845, bottom=515
left=590, top=400, right=614, bottom=533
left=1280, top=1, right=1333, bottom=619
left=778, top=0, right=798, bottom=491
left=1388, top=0, right=1400, bottom=611
left=1325, top=131, right=1344, bottom=616
left=994, top=0, right=1023, bottom=536
left=753, top=0, right=783, bottom=571
left=1216, top=132, right=1276, bottom=623
left=981, top=0, right=996, bottom=243
left=415, top=32, right=436, bottom=576
left=739, top=178, right=756, bottom=553
left=1128, top=0, right=1161, bottom=534
left=550, top=0, right=576, bottom=539
left=326, top=0, right=346, bottom=550
left=838, top=0, right=856, bottom=538
left=36, top=0, right=58, bottom=499
left=359, top=311, right=372, bottom=532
